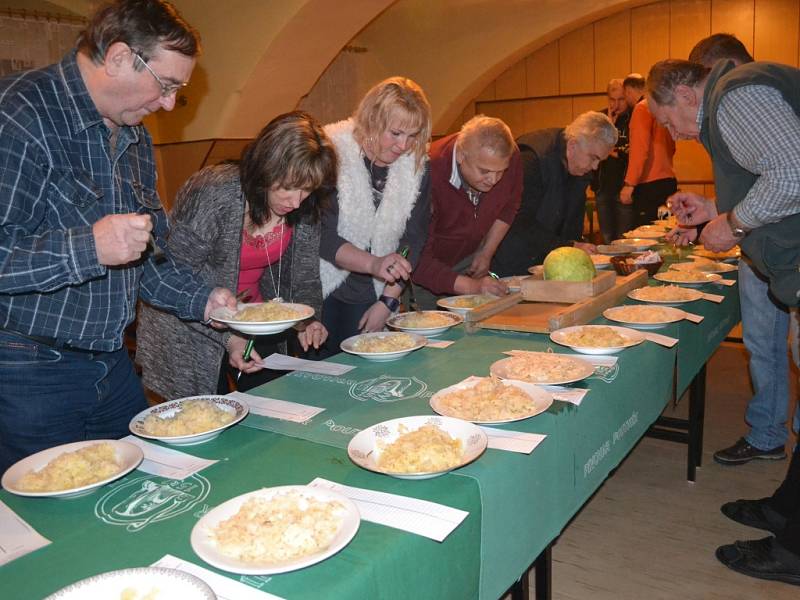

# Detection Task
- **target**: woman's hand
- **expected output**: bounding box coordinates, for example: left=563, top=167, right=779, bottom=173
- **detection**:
left=371, top=253, right=412, bottom=284
left=297, top=320, right=328, bottom=351
left=226, top=335, right=263, bottom=373
left=665, top=226, right=697, bottom=246
left=358, top=301, right=391, bottom=333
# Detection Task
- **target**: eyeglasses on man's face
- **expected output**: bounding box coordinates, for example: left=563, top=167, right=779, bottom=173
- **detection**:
left=133, top=51, right=187, bottom=97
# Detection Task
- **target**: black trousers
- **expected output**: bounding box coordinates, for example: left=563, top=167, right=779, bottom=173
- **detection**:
left=771, top=445, right=800, bottom=555
left=632, top=177, right=677, bottom=227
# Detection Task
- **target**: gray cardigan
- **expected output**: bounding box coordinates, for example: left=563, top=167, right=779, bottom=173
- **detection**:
left=136, top=163, right=323, bottom=399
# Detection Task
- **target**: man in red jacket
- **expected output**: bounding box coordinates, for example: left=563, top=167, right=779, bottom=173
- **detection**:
left=413, top=116, right=522, bottom=304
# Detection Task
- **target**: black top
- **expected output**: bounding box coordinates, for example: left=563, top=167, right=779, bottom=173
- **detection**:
left=591, top=106, right=631, bottom=196
left=491, top=128, right=591, bottom=276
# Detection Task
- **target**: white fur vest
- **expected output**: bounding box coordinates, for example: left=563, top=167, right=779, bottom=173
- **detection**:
left=320, top=118, right=425, bottom=299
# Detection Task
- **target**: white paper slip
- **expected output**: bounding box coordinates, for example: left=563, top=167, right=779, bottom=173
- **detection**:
left=480, top=427, right=547, bottom=454
left=712, top=278, right=736, bottom=287
left=122, top=436, right=217, bottom=479
left=228, top=392, right=325, bottom=423
left=152, top=554, right=284, bottom=599
left=427, top=340, right=455, bottom=349
left=0, top=500, right=50, bottom=566
left=644, top=332, right=679, bottom=348
left=259, top=353, right=356, bottom=376
left=308, top=477, right=468, bottom=543
left=701, top=292, right=725, bottom=303
left=683, top=312, right=704, bottom=324
left=543, top=386, right=589, bottom=406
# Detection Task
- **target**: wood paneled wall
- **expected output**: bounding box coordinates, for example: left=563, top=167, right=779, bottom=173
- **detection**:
left=463, top=0, right=800, bottom=189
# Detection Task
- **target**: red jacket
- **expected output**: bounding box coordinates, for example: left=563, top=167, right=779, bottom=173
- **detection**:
left=413, top=133, right=522, bottom=295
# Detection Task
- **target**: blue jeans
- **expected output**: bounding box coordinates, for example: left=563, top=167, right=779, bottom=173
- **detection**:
left=739, top=261, right=795, bottom=450
left=0, top=331, right=147, bottom=474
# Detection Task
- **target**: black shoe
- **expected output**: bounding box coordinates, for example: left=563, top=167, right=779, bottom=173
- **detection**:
left=716, top=536, right=800, bottom=586
left=720, top=498, right=787, bottom=535
left=713, top=438, right=786, bottom=465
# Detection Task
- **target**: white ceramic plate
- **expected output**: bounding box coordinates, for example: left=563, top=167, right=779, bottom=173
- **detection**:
left=387, top=310, right=463, bottom=337
left=603, top=305, right=686, bottom=329
left=44, top=567, right=215, bottom=600
left=596, top=244, right=636, bottom=255
left=671, top=260, right=737, bottom=274
left=489, top=353, right=595, bottom=386
left=429, top=377, right=554, bottom=424
left=437, top=294, right=498, bottom=316
left=654, top=271, right=722, bottom=286
left=590, top=254, right=612, bottom=269
left=627, top=286, right=704, bottom=304
left=623, top=227, right=665, bottom=239
left=691, top=246, right=741, bottom=262
left=611, top=238, right=659, bottom=251
left=210, top=302, right=314, bottom=335
left=129, top=395, right=249, bottom=446
left=347, top=415, right=487, bottom=480
left=340, top=331, right=427, bottom=361
left=500, top=275, right=531, bottom=291
left=550, top=325, right=646, bottom=355
left=2, top=440, right=143, bottom=499
left=190, top=485, right=360, bottom=575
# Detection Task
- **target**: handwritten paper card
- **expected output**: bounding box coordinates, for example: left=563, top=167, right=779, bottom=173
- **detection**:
left=0, top=500, right=50, bottom=566
left=228, top=392, right=324, bottom=423
left=480, top=427, right=547, bottom=454
left=260, top=353, right=355, bottom=376
left=308, top=478, right=468, bottom=542
left=122, top=436, right=217, bottom=479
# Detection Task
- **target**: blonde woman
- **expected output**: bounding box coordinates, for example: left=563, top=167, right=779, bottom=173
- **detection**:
left=318, top=76, right=432, bottom=355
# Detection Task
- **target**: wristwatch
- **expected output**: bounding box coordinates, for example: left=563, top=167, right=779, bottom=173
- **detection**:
left=726, top=211, right=748, bottom=239
left=378, top=295, right=400, bottom=312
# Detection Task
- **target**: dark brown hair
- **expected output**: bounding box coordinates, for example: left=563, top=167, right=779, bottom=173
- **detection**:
left=240, top=111, right=337, bottom=227
left=78, top=0, right=200, bottom=66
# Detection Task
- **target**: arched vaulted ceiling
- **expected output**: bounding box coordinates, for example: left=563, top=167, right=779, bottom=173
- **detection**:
left=51, top=0, right=652, bottom=141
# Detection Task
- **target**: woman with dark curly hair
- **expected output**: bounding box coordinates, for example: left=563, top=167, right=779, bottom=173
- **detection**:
left=137, top=111, right=337, bottom=397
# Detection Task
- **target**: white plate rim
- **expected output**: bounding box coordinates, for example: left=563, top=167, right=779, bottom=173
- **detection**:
left=43, top=567, right=216, bottom=599
left=386, top=310, right=463, bottom=335
left=489, top=354, right=595, bottom=386
left=436, top=294, right=498, bottom=312
left=603, top=305, right=686, bottom=327
left=670, top=261, right=737, bottom=274
left=429, top=377, right=554, bottom=424
left=129, top=395, right=249, bottom=445
left=340, top=331, right=427, bottom=359
left=627, top=286, right=704, bottom=304
left=549, top=325, right=646, bottom=354
left=347, top=415, right=488, bottom=479
left=210, top=302, right=314, bottom=334
left=2, top=440, right=143, bottom=498
left=190, top=485, right=360, bottom=575
left=653, top=271, right=722, bottom=286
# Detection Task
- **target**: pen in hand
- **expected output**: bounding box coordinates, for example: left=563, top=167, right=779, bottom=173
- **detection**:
left=236, top=338, right=255, bottom=383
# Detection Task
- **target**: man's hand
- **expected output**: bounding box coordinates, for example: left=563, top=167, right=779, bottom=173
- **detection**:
left=667, top=191, right=717, bottom=226
left=93, top=213, right=152, bottom=265
left=204, top=287, right=237, bottom=327
left=665, top=226, right=698, bottom=246
left=370, top=253, right=411, bottom=284
left=465, top=252, right=492, bottom=279
left=699, top=213, right=739, bottom=252
left=358, top=302, right=391, bottom=333
left=619, top=185, right=634, bottom=205
left=478, top=276, right=508, bottom=296
left=297, top=320, right=328, bottom=351
left=574, top=242, right=597, bottom=254
left=227, top=335, right=263, bottom=374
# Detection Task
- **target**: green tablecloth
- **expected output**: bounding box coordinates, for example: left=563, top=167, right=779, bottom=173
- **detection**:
left=0, top=270, right=740, bottom=600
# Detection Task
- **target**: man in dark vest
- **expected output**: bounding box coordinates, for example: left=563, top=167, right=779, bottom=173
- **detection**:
left=646, top=58, right=800, bottom=307
left=647, top=57, right=800, bottom=585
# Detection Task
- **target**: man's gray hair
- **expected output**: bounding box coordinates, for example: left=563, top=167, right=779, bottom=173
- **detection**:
left=456, top=115, right=515, bottom=157
left=647, top=59, right=710, bottom=106
left=607, top=78, right=624, bottom=94
left=564, top=111, right=618, bottom=149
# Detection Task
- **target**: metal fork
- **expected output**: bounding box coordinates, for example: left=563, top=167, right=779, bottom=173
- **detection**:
left=399, top=246, right=420, bottom=311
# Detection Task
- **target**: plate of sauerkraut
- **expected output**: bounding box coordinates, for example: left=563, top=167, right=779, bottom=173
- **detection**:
left=549, top=325, right=645, bottom=355
left=210, top=301, right=314, bottom=335
left=430, top=376, right=553, bottom=423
